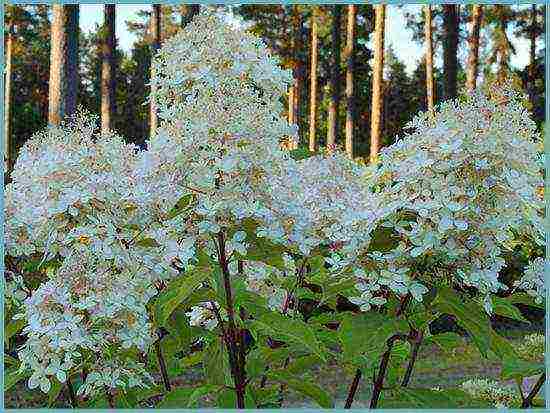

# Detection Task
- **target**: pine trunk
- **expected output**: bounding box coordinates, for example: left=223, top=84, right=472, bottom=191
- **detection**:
left=290, top=5, right=302, bottom=149
left=466, top=5, right=483, bottom=91
left=327, top=5, right=342, bottom=152
left=101, top=4, right=116, bottom=133
left=48, top=4, right=79, bottom=125
left=345, top=5, right=356, bottom=159
left=424, top=5, right=435, bottom=111
left=370, top=4, right=385, bottom=163
left=150, top=4, right=161, bottom=138
left=308, top=7, right=318, bottom=152
left=181, top=4, right=200, bottom=28
left=5, top=22, right=13, bottom=174
left=443, top=5, right=459, bottom=100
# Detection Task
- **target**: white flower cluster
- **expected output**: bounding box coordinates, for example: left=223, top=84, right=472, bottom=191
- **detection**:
left=460, top=378, right=520, bottom=408
left=353, top=86, right=544, bottom=308
left=516, top=333, right=544, bottom=362
left=514, top=257, right=546, bottom=304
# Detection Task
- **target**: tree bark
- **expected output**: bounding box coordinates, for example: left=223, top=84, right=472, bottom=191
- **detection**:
left=466, top=5, right=483, bottom=91
left=5, top=21, right=13, bottom=175
left=308, top=8, right=319, bottom=152
left=527, top=4, right=537, bottom=106
left=370, top=4, right=385, bottom=163
left=424, top=5, right=435, bottom=111
left=344, top=5, right=356, bottom=159
left=101, top=4, right=116, bottom=133
left=181, top=4, right=200, bottom=28
left=150, top=4, right=161, bottom=138
left=327, top=5, right=342, bottom=152
left=290, top=5, right=302, bottom=149
left=443, top=4, right=459, bottom=100
left=48, top=4, right=79, bottom=126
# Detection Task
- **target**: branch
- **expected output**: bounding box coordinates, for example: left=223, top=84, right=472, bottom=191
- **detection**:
left=401, top=329, right=424, bottom=387
left=344, top=369, right=362, bottom=409
left=155, top=330, right=172, bottom=392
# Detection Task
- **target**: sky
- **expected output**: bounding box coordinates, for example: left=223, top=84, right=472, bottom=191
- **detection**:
left=79, top=4, right=534, bottom=76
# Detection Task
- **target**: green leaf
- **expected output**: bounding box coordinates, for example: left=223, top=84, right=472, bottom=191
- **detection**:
left=4, top=353, right=19, bottom=367
left=501, top=358, right=544, bottom=380
left=5, top=319, right=26, bottom=345
left=338, top=312, right=406, bottom=367
left=216, top=388, right=256, bottom=408
left=249, top=312, right=328, bottom=362
left=432, top=288, right=491, bottom=357
left=203, top=338, right=231, bottom=386
left=236, top=218, right=287, bottom=270
left=488, top=330, right=518, bottom=360
left=425, top=332, right=464, bottom=353
left=491, top=297, right=530, bottom=323
left=379, top=387, right=482, bottom=408
left=135, top=237, right=161, bottom=248
left=167, top=194, right=194, bottom=219
left=4, top=367, right=30, bottom=391
left=47, top=378, right=63, bottom=407
left=268, top=371, right=334, bottom=408
left=154, top=268, right=210, bottom=327
left=158, top=387, right=195, bottom=408
left=506, top=292, right=545, bottom=310
left=186, top=384, right=221, bottom=408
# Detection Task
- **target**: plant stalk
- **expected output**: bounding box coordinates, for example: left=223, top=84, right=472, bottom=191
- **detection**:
left=66, top=376, right=78, bottom=408
left=344, top=369, right=362, bottom=408
left=401, top=329, right=424, bottom=387
left=217, top=231, right=247, bottom=409
left=155, top=336, right=172, bottom=392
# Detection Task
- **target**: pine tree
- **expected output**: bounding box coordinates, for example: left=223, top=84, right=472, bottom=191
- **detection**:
left=424, top=4, right=434, bottom=111
left=48, top=4, right=79, bottom=125
left=327, top=5, right=342, bottom=152
left=308, top=7, right=319, bottom=152
left=442, top=4, right=459, bottom=100
left=344, top=4, right=356, bottom=158
left=466, top=5, right=483, bottom=91
left=101, top=4, right=116, bottom=132
left=150, top=4, right=161, bottom=137
left=370, top=4, right=385, bottom=163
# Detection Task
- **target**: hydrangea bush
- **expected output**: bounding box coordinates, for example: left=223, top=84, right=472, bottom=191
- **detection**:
left=4, top=11, right=545, bottom=409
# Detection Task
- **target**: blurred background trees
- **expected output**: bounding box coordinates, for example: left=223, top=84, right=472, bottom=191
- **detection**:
left=3, top=3, right=545, bottom=172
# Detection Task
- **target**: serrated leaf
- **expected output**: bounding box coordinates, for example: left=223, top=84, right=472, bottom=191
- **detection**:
left=249, top=312, right=328, bottom=362
left=506, top=292, right=545, bottom=310
left=216, top=388, right=256, bottom=408
left=491, top=297, right=530, bottom=323
left=432, top=288, right=491, bottom=357
left=268, top=371, right=334, bottom=408
left=186, top=384, right=221, bottom=408
left=154, top=268, right=210, bottom=327
left=167, top=194, right=194, bottom=219
left=158, top=387, right=195, bottom=408
left=5, top=319, right=26, bottom=345
left=425, top=332, right=463, bottom=353
left=501, top=358, right=544, bottom=380
left=4, top=367, right=30, bottom=391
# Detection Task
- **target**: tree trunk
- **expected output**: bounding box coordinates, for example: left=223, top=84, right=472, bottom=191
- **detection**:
left=528, top=4, right=537, bottom=106
left=466, top=5, right=483, bottom=91
left=290, top=5, right=302, bottom=149
left=181, top=4, right=200, bottom=28
left=424, top=5, right=435, bottom=111
left=308, top=7, right=318, bottom=152
left=5, top=22, right=13, bottom=175
left=101, top=4, right=116, bottom=133
left=344, top=5, right=356, bottom=159
left=370, top=4, right=385, bottom=164
left=150, top=4, right=161, bottom=138
left=495, top=5, right=511, bottom=84
left=443, top=4, right=459, bottom=100
left=327, top=5, right=342, bottom=152
left=48, top=4, right=79, bottom=126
